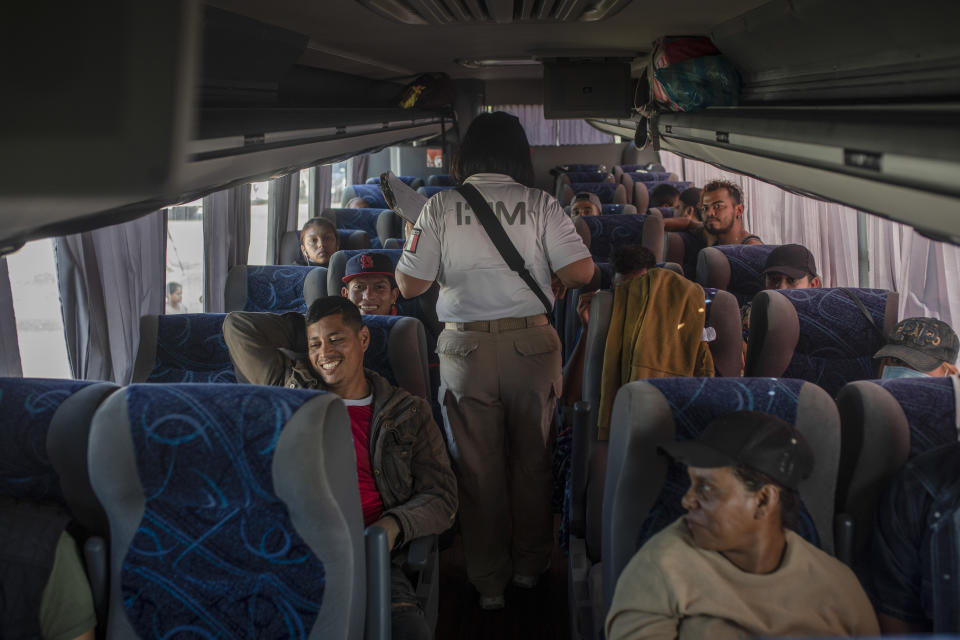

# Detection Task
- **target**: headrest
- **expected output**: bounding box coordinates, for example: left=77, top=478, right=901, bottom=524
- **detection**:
left=376, top=211, right=403, bottom=246
left=366, top=176, right=422, bottom=187
left=339, top=229, right=371, bottom=250
left=560, top=172, right=615, bottom=184
left=361, top=315, right=430, bottom=398
left=620, top=170, right=673, bottom=183
left=574, top=212, right=665, bottom=262
left=141, top=314, right=237, bottom=384
left=225, top=265, right=317, bottom=314
left=747, top=288, right=898, bottom=396
left=649, top=206, right=676, bottom=219
left=618, top=377, right=827, bottom=550
left=562, top=182, right=626, bottom=205
left=417, top=185, right=455, bottom=198
left=0, top=378, right=97, bottom=502
left=874, top=377, right=957, bottom=459
left=112, top=383, right=338, bottom=636
left=426, top=174, right=456, bottom=187
left=701, top=288, right=742, bottom=377
left=322, top=208, right=389, bottom=249
left=601, top=204, right=637, bottom=215
left=696, top=245, right=779, bottom=306
left=557, top=164, right=605, bottom=173
left=341, top=184, right=388, bottom=209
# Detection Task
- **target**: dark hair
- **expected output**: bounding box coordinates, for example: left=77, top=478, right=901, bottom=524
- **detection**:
left=733, top=465, right=802, bottom=531
left=650, top=184, right=681, bottom=208
left=167, top=281, right=182, bottom=295
left=702, top=179, right=743, bottom=206
left=610, top=244, right=656, bottom=277
left=679, top=187, right=702, bottom=210
left=301, top=217, right=337, bottom=241
left=305, top=296, right=363, bottom=332
left=453, top=112, right=535, bottom=187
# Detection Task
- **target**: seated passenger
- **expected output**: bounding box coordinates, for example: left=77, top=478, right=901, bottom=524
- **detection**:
left=650, top=184, right=681, bottom=209
left=606, top=411, right=879, bottom=639
left=865, top=442, right=960, bottom=633
left=223, top=297, right=457, bottom=640
left=0, top=499, right=96, bottom=640
left=762, top=243, right=821, bottom=289
left=347, top=196, right=372, bottom=209
left=571, top=192, right=602, bottom=218
left=740, top=243, right=822, bottom=373
left=701, top=180, right=762, bottom=246
left=341, top=252, right=400, bottom=316
left=677, top=187, right=702, bottom=220
left=299, top=217, right=339, bottom=266
left=561, top=244, right=656, bottom=405
left=873, top=317, right=959, bottom=379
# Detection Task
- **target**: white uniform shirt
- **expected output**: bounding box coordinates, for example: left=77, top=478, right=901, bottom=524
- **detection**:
left=396, top=173, right=591, bottom=322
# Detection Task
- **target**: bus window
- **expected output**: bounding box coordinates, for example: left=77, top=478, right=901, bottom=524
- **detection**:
left=165, top=199, right=203, bottom=314
left=249, top=181, right=269, bottom=265
left=297, top=168, right=313, bottom=230
left=331, top=160, right=349, bottom=208
left=6, top=240, right=71, bottom=378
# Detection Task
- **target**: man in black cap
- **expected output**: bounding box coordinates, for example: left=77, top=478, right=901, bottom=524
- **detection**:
left=341, top=252, right=400, bottom=316
left=874, top=317, right=959, bottom=378
left=606, top=411, right=878, bottom=640
left=762, top=243, right=821, bottom=290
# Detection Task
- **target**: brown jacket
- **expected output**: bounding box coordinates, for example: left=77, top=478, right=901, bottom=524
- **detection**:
left=223, top=311, right=458, bottom=543
left=597, top=269, right=714, bottom=439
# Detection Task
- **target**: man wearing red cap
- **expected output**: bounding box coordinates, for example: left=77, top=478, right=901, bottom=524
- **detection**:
left=341, top=252, right=400, bottom=316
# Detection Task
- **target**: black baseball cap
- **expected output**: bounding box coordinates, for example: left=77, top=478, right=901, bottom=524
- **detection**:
left=762, top=244, right=818, bottom=279
left=874, top=317, right=959, bottom=372
left=659, top=411, right=814, bottom=491
left=573, top=192, right=602, bottom=211
left=342, top=252, right=396, bottom=284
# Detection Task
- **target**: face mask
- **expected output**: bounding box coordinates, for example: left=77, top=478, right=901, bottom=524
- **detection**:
left=881, top=365, right=929, bottom=380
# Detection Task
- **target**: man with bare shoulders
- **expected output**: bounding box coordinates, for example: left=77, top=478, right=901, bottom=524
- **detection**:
left=700, top=180, right=762, bottom=246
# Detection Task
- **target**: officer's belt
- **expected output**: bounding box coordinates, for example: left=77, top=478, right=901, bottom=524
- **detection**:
left=445, top=314, right=548, bottom=333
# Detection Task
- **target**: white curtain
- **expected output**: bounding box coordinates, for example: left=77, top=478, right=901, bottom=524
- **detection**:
left=662, top=151, right=960, bottom=331
left=490, top=104, right=615, bottom=146
left=203, top=185, right=252, bottom=311
left=55, top=211, right=166, bottom=383
left=0, top=257, right=23, bottom=377
left=313, top=165, right=333, bottom=215
left=267, top=174, right=299, bottom=266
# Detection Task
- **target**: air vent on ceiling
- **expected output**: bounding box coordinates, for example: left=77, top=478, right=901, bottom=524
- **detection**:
left=356, top=0, right=632, bottom=25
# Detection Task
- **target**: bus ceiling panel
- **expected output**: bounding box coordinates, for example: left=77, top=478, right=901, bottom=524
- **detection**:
left=197, top=107, right=452, bottom=139
left=659, top=137, right=960, bottom=246
left=0, top=120, right=449, bottom=255
left=0, top=1, right=199, bottom=200
left=711, top=0, right=960, bottom=104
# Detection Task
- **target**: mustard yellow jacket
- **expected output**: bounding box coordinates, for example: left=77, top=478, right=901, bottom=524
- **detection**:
left=597, top=269, right=714, bottom=439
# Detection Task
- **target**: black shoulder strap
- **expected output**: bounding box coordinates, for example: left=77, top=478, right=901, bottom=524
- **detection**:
left=838, top=287, right=885, bottom=340
left=457, top=184, right=553, bottom=315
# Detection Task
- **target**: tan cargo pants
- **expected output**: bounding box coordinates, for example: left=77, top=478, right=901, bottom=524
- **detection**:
left=436, top=321, right=561, bottom=597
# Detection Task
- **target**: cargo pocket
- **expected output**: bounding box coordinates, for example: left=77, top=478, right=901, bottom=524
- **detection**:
left=436, top=334, right=480, bottom=359
left=513, top=331, right=560, bottom=357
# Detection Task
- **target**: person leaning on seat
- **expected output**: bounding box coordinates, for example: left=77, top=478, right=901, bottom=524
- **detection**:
left=606, top=411, right=879, bottom=640
left=298, top=216, right=339, bottom=266
left=222, top=297, right=457, bottom=640
left=874, top=316, right=959, bottom=379
left=394, top=111, right=594, bottom=610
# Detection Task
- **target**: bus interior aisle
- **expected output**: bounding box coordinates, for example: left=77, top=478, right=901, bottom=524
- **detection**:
left=436, top=518, right=572, bottom=640
left=4, top=1, right=960, bottom=639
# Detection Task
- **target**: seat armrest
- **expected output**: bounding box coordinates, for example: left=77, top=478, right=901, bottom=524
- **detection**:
left=404, top=534, right=437, bottom=573
left=83, top=535, right=108, bottom=631
left=364, top=525, right=391, bottom=640
left=834, top=513, right=854, bottom=566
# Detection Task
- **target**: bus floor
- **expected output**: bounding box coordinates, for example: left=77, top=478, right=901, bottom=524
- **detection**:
left=435, top=515, right=571, bottom=640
